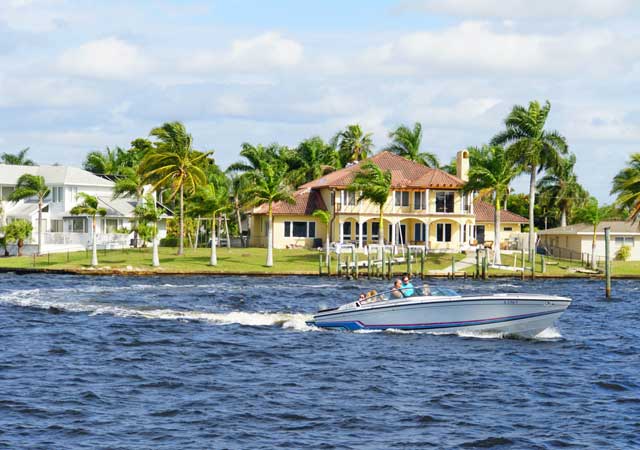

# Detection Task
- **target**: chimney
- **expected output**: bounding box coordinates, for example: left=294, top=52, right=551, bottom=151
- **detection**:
left=456, top=149, right=469, bottom=182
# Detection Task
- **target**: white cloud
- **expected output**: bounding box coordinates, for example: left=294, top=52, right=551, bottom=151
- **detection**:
left=0, top=0, right=80, bottom=32
left=58, top=37, right=150, bottom=80
left=398, top=0, right=634, bottom=19
left=0, top=75, right=102, bottom=107
left=187, top=32, right=303, bottom=73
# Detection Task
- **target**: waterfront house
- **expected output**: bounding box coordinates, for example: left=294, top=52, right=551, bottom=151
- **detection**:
left=0, top=164, right=170, bottom=254
left=249, top=150, right=527, bottom=251
left=538, top=221, right=640, bottom=261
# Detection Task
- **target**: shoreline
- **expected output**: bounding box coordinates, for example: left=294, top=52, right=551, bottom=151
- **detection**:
left=0, top=266, right=637, bottom=279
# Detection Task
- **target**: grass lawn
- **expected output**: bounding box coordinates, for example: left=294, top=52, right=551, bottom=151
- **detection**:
left=0, top=247, right=468, bottom=275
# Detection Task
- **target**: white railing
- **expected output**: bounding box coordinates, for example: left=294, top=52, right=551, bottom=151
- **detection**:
left=44, top=232, right=132, bottom=247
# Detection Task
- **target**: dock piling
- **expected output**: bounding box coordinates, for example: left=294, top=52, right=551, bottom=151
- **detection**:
left=605, top=227, right=611, bottom=299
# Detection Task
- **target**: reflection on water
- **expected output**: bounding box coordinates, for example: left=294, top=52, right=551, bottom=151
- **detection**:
left=0, top=274, right=638, bottom=449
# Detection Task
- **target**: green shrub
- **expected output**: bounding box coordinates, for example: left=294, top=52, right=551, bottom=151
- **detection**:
left=615, top=245, right=631, bottom=261
left=159, top=237, right=178, bottom=247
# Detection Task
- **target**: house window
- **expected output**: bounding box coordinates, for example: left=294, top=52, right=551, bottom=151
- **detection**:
left=615, top=236, right=635, bottom=246
left=50, top=186, right=64, bottom=203
left=70, top=218, right=87, bottom=233
left=284, top=221, right=316, bottom=238
left=436, top=223, right=452, bottom=242
left=435, top=192, right=455, bottom=213
left=504, top=226, right=513, bottom=232
left=50, top=220, right=63, bottom=232
left=342, top=190, right=356, bottom=206
left=414, top=191, right=426, bottom=210
left=414, top=223, right=427, bottom=242
left=355, top=222, right=367, bottom=239
left=463, top=194, right=470, bottom=213
left=105, top=218, right=119, bottom=233
left=1, top=186, right=15, bottom=201
left=395, top=191, right=409, bottom=207
left=342, top=222, right=352, bottom=240
left=371, top=222, right=379, bottom=240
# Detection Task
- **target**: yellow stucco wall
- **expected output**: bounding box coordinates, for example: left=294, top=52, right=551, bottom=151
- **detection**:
left=249, top=214, right=327, bottom=249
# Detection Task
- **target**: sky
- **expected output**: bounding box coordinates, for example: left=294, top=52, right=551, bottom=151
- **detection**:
left=2, top=0, right=640, bottom=202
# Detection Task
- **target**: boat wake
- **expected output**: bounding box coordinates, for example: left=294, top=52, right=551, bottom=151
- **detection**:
left=0, top=289, right=316, bottom=332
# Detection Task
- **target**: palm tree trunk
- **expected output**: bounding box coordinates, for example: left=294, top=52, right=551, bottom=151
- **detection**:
left=235, top=198, right=243, bottom=237
left=37, top=197, right=43, bottom=256
left=378, top=207, right=385, bottom=245
left=224, top=215, right=231, bottom=249
left=494, top=195, right=502, bottom=265
left=591, top=223, right=597, bottom=270
left=152, top=222, right=160, bottom=267
left=528, top=167, right=537, bottom=273
left=178, top=184, right=184, bottom=256
left=325, top=225, right=330, bottom=267
left=560, top=208, right=567, bottom=228
left=210, top=213, right=217, bottom=266
left=91, top=216, right=98, bottom=267
left=266, top=204, right=274, bottom=267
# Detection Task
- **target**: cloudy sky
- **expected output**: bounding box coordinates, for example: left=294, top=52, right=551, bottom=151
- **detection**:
left=2, top=0, right=640, bottom=201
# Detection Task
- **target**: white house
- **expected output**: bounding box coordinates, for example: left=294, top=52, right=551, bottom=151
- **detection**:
left=0, top=164, right=170, bottom=254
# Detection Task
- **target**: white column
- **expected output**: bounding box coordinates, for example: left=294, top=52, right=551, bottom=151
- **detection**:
left=338, top=219, right=344, bottom=244
left=391, top=222, right=396, bottom=245
left=425, top=221, right=430, bottom=249
left=358, top=220, right=364, bottom=249
left=425, top=189, right=430, bottom=213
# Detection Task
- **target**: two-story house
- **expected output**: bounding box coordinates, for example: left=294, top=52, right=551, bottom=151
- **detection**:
left=0, top=164, right=170, bottom=254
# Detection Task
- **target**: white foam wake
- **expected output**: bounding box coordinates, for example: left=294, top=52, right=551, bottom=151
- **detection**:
left=0, top=289, right=316, bottom=332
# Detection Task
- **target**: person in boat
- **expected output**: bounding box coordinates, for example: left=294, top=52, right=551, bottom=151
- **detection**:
left=358, top=293, right=366, bottom=301
left=401, top=274, right=415, bottom=297
left=390, top=279, right=404, bottom=299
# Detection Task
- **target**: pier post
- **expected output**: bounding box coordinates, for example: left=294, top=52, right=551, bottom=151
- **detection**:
left=388, top=255, right=393, bottom=279
left=381, top=249, right=386, bottom=279
left=367, top=251, right=371, bottom=279
left=451, top=255, right=456, bottom=277
left=337, top=252, right=342, bottom=277
left=353, top=247, right=358, bottom=280
left=420, top=250, right=425, bottom=280
left=318, top=252, right=323, bottom=276
left=327, top=252, right=331, bottom=276
left=541, top=255, right=546, bottom=273
left=605, top=227, right=611, bottom=299
left=481, top=253, right=487, bottom=280
left=475, top=249, right=480, bottom=279
left=407, top=247, right=412, bottom=275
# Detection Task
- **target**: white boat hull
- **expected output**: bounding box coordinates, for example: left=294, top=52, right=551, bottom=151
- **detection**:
left=309, top=293, right=571, bottom=337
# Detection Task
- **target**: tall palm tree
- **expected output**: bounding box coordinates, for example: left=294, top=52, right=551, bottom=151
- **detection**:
left=8, top=174, right=50, bottom=255
left=83, top=146, right=128, bottom=176
left=348, top=161, right=392, bottom=245
left=312, top=209, right=331, bottom=266
left=1, top=148, right=35, bottom=165
left=611, top=153, right=640, bottom=222
left=227, top=143, right=280, bottom=174
left=491, top=100, right=568, bottom=264
left=574, top=197, right=612, bottom=270
left=537, top=153, right=587, bottom=227
left=228, top=174, right=248, bottom=239
left=133, top=195, right=163, bottom=267
left=333, top=124, right=373, bottom=166
left=189, top=175, right=231, bottom=266
left=70, top=193, right=107, bottom=267
left=385, top=122, right=439, bottom=167
left=140, top=121, right=211, bottom=256
left=465, top=146, right=520, bottom=265
left=244, top=159, right=295, bottom=267
left=287, top=137, right=340, bottom=186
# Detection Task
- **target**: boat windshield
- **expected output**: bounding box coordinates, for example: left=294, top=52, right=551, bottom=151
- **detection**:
left=429, top=287, right=459, bottom=297
left=356, top=285, right=458, bottom=306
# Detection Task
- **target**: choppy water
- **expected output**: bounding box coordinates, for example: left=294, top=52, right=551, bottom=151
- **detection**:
left=0, top=274, right=638, bottom=449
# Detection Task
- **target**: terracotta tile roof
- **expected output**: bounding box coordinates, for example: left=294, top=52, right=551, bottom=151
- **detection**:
left=300, top=151, right=465, bottom=189
left=252, top=188, right=327, bottom=215
left=539, top=221, right=640, bottom=235
left=474, top=200, right=528, bottom=224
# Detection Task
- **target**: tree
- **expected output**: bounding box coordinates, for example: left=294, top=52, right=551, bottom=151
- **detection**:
left=333, top=124, right=373, bottom=166
left=227, top=143, right=280, bottom=174
left=244, top=159, right=295, bottom=267
left=574, top=197, right=612, bottom=270
left=1, top=148, right=35, bottom=166
left=537, top=153, right=588, bottom=227
left=287, top=137, right=340, bottom=186
left=70, top=193, right=107, bottom=267
left=348, top=161, right=392, bottom=245
left=384, top=122, right=439, bottom=167
left=133, top=195, right=163, bottom=267
left=312, top=209, right=331, bottom=267
left=83, top=146, right=128, bottom=176
left=228, top=174, right=248, bottom=239
left=611, top=153, right=640, bottom=222
left=465, top=146, right=520, bottom=265
left=189, top=174, right=231, bottom=266
left=140, top=121, right=211, bottom=256
left=8, top=174, right=50, bottom=255
left=3, top=219, right=33, bottom=256
left=491, top=100, right=568, bottom=265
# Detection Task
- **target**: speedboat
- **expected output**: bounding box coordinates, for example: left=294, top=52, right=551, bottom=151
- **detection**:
left=307, top=287, right=571, bottom=337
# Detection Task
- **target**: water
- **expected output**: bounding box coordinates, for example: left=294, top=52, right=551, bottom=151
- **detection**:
left=0, top=274, right=639, bottom=449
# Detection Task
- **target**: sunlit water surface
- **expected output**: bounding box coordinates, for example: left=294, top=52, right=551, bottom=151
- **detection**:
left=0, top=274, right=639, bottom=449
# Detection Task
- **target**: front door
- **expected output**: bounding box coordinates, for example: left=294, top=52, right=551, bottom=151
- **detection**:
left=475, top=225, right=485, bottom=243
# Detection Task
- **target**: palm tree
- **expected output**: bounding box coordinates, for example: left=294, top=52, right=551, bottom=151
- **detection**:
left=244, top=159, right=295, bottom=267
left=189, top=175, right=231, bottom=266
left=465, top=146, right=520, bottom=265
left=70, top=193, right=107, bottom=267
left=83, top=146, right=128, bottom=176
left=491, top=100, right=568, bottom=264
left=8, top=174, right=50, bottom=255
left=3, top=219, right=33, bottom=256
left=229, top=174, right=248, bottom=239
left=333, top=124, right=373, bottom=166
left=611, top=153, right=640, bottom=222
left=348, top=161, right=392, bottom=245
left=227, top=143, right=280, bottom=174
left=537, top=153, right=587, bottom=227
left=312, top=209, right=331, bottom=266
left=287, top=137, right=340, bottom=186
left=385, top=122, right=439, bottom=167
left=574, top=197, right=612, bottom=270
left=1, top=148, right=35, bottom=165
left=140, top=121, right=211, bottom=256
left=133, top=195, right=163, bottom=267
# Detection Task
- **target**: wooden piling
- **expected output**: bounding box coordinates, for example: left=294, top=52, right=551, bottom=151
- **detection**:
left=420, top=251, right=425, bottom=280
left=353, top=247, right=358, bottom=279
left=337, top=252, right=342, bottom=277
left=367, top=251, right=371, bottom=279
left=605, top=227, right=611, bottom=299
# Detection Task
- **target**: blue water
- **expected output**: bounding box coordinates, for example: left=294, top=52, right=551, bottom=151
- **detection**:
left=0, top=274, right=639, bottom=449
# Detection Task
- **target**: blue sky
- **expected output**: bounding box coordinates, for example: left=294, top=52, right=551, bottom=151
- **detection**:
left=2, top=0, right=640, bottom=202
